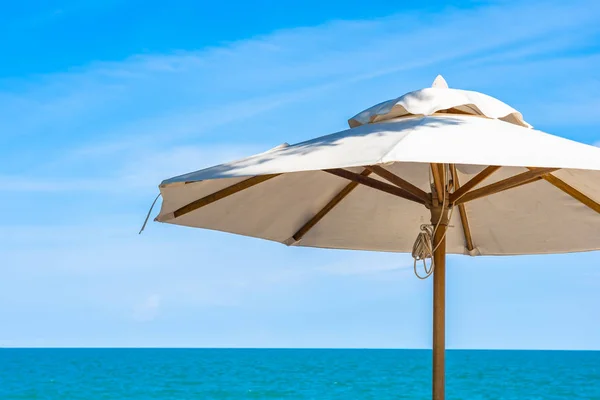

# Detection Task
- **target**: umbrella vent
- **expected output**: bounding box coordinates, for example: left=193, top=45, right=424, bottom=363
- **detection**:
left=348, top=76, right=531, bottom=129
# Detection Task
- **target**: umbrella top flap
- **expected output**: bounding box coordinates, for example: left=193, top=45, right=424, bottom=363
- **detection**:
left=348, top=75, right=531, bottom=129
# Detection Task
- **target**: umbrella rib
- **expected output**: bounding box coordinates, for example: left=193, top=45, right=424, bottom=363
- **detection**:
left=430, top=164, right=445, bottom=203
left=529, top=169, right=600, bottom=214
left=365, top=165, right=430, bottom=205
left=324, top=168, right=426, bottom=205
left=450, top=164, right=474, bottom=252
left=454, top=167, right=559, bottom=205
left=170, top=174, right=280, bottom=219
left=291, top=169, right=372, bottom=242
left=449, top=166, right=501, bottom=203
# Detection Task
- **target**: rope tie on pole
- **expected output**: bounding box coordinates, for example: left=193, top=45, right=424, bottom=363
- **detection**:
left=413, top=224, right=435, bottom=279
left=412, top=164, right=454, bottom=279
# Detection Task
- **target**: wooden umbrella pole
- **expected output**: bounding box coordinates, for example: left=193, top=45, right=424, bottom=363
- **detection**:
left=431, top=201, right=449, bottom=400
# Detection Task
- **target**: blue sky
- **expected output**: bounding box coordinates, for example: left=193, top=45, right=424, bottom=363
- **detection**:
left=1, top=0, right=600, bottom=349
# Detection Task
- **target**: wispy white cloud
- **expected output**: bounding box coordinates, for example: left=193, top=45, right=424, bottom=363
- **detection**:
left=132, top=294, right=161, bottom=322
left=316, top=258, right=412, bottom=277
left=0, top=143, right=263, bottom=192
left=2, top=1, right=598, bottom=240
left=0, top=176, right=114, bottom=192
left=3, top=0, right=599, bottom=144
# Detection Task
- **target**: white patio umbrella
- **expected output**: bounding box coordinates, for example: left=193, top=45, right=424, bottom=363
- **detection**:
left=147, top=76, right=600, bottom=400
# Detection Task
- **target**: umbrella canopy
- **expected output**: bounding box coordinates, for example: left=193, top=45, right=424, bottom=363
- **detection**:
left=154, top=77, right=600, bottom=256
left=150, top=76, right=600, bottom=400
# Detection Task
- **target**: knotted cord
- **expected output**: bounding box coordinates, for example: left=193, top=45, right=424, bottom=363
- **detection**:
left=412, top=224, right=435, bottom=279
left=412, top=164, right=455, bottom=279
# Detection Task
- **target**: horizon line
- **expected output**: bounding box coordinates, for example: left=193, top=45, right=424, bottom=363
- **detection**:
left=1, top=347, right=598, bottom=351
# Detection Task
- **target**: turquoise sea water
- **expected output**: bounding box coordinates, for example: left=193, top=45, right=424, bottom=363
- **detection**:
left=1, top=349, right=599, bottom=399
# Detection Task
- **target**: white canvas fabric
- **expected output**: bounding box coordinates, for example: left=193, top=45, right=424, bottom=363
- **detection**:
left=155, top=82, right=600, bottom=256
left=348, top=76, right=531, bottom=129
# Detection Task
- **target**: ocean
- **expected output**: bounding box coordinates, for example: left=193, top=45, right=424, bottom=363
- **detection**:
left=1, top=349, right=598, bottom=399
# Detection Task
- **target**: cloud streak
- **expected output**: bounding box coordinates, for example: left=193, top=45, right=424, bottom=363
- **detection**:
left=132, top=294, right=161, bottom=322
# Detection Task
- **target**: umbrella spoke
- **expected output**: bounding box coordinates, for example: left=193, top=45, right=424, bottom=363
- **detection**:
left=365, top=165, right=430, bottom=204
left=169, top=174, right=280, bottom=220
left=324, top=168, right=427, bottom=205
left=454, top=168, right=559, bottom=205
left=532, top=170, right=600, bottom=214
left=449, top=166, right=501, bottom=203
left=291, top=169, right=373, bottom=243
left=450, top=164, right=474, bottom=252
